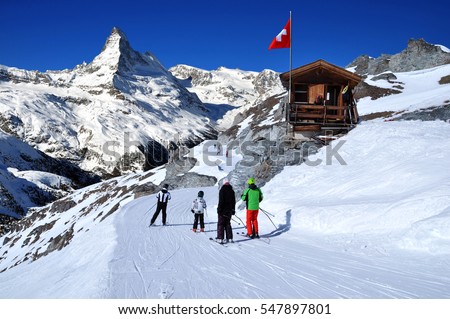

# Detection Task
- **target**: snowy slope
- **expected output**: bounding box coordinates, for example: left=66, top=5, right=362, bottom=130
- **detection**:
left=0, top=28, right=216, bottom=177
left=357, top=64, right=450, bottom=116
left=0, top=129, right=96, bottom=217
left=1, top=120, right=449, bottom=298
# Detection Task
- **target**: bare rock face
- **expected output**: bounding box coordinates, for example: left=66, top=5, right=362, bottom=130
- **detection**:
left=389, top=39, right=450, bottom=72
left=353, top=81, right=402, bottom=101
left=348, top=39, right=450, bottom=101
left=348, top=39, right=450, bottom=76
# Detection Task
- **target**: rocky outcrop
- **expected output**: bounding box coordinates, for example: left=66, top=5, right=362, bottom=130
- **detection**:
left=389, top=39, right=450, bottom=72
left=348, top=39, right=450, bottom=101
left=348, top=39, right=450, bottom=76
left=353, top=81, right=402, bottom=101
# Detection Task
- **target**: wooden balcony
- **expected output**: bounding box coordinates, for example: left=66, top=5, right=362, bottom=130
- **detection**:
left=287, top=103, right=358, bottom=131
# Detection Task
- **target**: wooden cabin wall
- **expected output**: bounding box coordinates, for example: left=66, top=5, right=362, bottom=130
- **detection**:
left=308, top=84, right=324, bottom=104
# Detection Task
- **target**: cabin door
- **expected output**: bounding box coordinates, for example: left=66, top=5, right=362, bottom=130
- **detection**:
left=325, top=85, right=340, bottom=106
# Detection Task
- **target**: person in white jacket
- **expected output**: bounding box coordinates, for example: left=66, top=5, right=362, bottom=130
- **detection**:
left=191, top=190, right=207, bottom=232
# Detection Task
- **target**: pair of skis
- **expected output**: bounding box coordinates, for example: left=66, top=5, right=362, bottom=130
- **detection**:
left=209, top=232, right=270, bottom=246
left=235, top=231, right=270, bottom=244
left=209, top=237, right=233, bottom=246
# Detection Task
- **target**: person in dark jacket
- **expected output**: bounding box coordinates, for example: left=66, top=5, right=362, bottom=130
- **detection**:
left=150, top=184, right=171, bottom=226
left=216, top=179, right=236, bottom=244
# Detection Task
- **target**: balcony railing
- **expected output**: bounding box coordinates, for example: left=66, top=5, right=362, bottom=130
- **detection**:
left=287, top=103, right=358, bottom=128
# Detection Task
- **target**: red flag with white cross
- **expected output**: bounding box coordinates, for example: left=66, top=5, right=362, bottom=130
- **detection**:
left=268, top=18, right=291, bottom=50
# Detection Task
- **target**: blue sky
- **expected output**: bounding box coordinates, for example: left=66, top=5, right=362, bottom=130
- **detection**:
left=1, top=0, right=449, bottom=73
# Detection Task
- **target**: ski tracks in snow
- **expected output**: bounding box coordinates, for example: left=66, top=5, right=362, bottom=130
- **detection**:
left=105, top=188, right=450, bottom=298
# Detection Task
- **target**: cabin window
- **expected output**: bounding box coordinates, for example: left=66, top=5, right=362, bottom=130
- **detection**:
left=294, top=84, right=308, bottom=104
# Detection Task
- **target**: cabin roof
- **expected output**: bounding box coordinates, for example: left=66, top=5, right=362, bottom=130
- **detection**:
left=280, top=59, right=362, bottom=87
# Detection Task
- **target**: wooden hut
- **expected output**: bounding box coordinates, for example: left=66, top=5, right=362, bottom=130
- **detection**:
left=280, top=59, right=362, bottom=133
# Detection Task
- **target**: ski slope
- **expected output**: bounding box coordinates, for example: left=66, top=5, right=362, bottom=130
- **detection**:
left=1, top=120, right=450, bottom=298
left=106, top=186, right=450, bottom=298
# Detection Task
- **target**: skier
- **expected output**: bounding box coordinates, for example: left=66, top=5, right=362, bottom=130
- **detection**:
left=191, top=190, right=207, bottom=232
left=241, top=177, right=263, bottom=238
left=216, top=179, right=236, bottom=244
left=150, top=184, right=171, bottom=226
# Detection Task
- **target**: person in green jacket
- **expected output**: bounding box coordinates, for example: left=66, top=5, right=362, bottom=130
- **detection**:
left=241, top=177, right=263, bottom=238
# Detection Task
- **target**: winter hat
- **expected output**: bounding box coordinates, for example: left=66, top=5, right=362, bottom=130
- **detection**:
left=223, top=178, right=230, bottom=185
left=247, top=177, right=255, bottom=185
left=163, top=184, right=169, bottom=189
left=197, top=190, right=204, bottom=197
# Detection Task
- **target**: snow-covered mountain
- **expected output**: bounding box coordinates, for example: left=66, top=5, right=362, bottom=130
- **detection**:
left=348, top=39, right=450, bottom=119
left=0, top=27, right=217, bottom=178
left=169, top=64, right=283, bottom=107
left=0, top=27, right=286, bottom=220
left=348, top=38, right=450, bottom=76
left=356, top=63, right=450, bottom=117
left=348, top=39, right=450, bottom=104
left=0, top=129, right=99, bottom=220
left=169, top=64, right=285, bottom=129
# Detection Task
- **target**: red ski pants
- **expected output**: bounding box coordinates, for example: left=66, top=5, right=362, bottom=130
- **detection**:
left=246, top=209, right=259, bottom=235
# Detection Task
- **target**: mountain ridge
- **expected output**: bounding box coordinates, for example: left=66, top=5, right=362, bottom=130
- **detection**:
left=0, top=27, right=217, bottom=179
left=348, top=38, right=450, bottom=75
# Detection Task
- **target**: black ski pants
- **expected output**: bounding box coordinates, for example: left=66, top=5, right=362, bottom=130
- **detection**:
left=151, top=202, right=168, bottom=225
left=217, top=213, right=232, bottom=240
left=193, top=213, right=205, bottom=230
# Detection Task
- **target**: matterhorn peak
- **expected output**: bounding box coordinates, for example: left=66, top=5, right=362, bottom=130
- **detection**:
left=101, top=27, right=132, bottom=55
left=90, top=27, right=139, bottom=74
left=80, top=26, right=169, bottom=85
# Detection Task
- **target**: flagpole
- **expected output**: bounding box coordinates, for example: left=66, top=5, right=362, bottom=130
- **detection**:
left=289, top=10, right=292, bottom=104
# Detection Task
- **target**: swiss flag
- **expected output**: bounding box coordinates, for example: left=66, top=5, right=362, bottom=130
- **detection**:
left=268, top=19, right=291, bottom=50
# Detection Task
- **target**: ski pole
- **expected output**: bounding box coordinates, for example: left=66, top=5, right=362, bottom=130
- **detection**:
left=205, top=208, right=209, bottom=232
left=260, top=209, right=277, bottom=230
left=231, top=217, right=240, bottom=225
left=234, top=214, right=246, bottom=227
left=259, top=207, right=275, bottom=217
left=141, top=202, right=157, bottom=223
